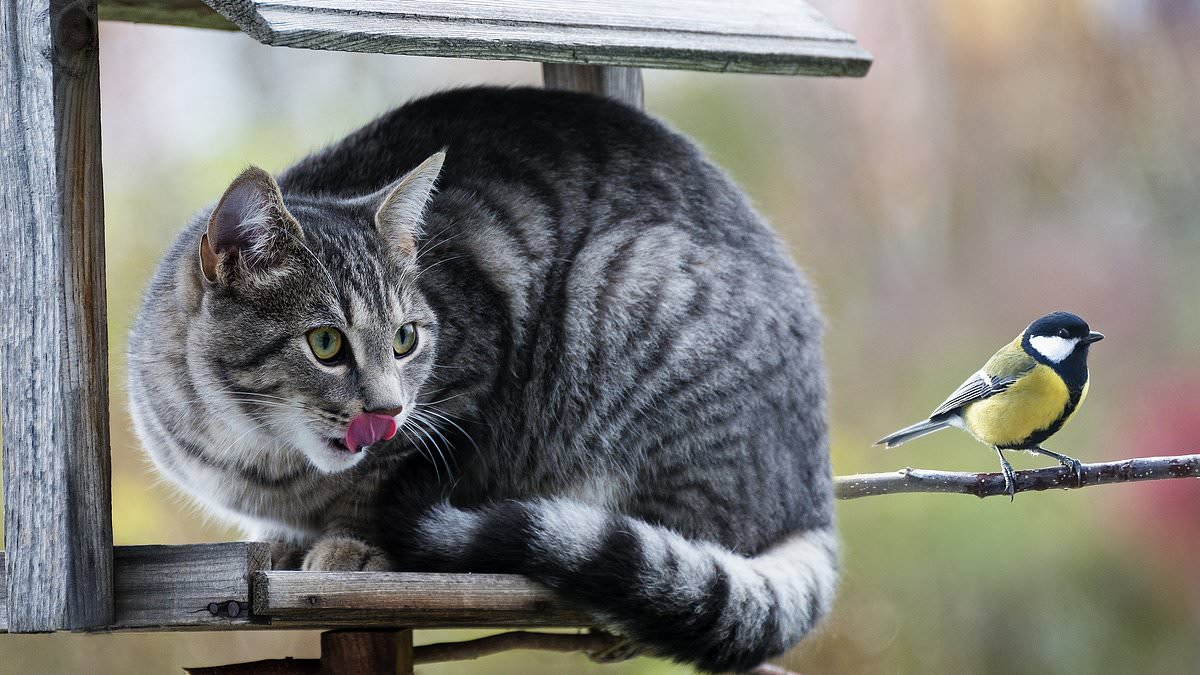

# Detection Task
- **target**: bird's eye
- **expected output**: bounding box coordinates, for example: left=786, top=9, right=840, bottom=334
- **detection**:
left=394, top=323, right=418, bottom=358
left=1057, top=328, right=1071, bottom=338
left=306, top=327, right=345, bottom=363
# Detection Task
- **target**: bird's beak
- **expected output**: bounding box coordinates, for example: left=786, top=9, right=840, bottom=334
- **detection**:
left=1086, top=331, right=1105, bottom=343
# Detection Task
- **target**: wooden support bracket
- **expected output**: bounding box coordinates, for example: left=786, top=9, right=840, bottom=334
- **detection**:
left=543, top=64, right=644, bottom=109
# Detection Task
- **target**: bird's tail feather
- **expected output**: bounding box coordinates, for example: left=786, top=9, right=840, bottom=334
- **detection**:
left=874, top=418, right=951, bottom=448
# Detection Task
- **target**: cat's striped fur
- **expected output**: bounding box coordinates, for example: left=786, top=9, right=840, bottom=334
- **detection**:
left=129, top=87, right=835, bottom=672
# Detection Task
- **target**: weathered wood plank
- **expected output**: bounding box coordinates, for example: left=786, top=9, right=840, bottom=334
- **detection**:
left=109, top=543, right=271, bottom=630
left=543, top=64, right=643, bottom=109
left=99, top=0, right=237, bottom=30
left=202, top=0, right=872, bottom=76
left=0, top=0, right=115, bottom=632
left=253, top=571, right=592, bottom=628
left=321, top=630, right=413, bottom=675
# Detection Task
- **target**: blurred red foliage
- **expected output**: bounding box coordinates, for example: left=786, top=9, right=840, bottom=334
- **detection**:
left=1114, top=370, right=1200, bottom=570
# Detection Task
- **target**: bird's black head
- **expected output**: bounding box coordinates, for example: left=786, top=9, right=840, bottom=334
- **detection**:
left=1021, top=312, right=1104, bottom=381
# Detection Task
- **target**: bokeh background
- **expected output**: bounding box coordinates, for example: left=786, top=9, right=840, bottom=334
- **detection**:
left=3, top=0, right=1200, bottom=672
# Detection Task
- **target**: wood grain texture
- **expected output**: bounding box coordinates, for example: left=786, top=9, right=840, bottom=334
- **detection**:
left=543, top=64, right=643, bottom=108
left=201, top=0, right=872, bottom=76
left=108, top=543, right=271, bottom=630
left=321, top=630, right=413, bottom=675
left=99, top=0, right=236, bottom=30
left=0, top=0, right=115, bottom=632
left=253, top=571, right=592, bottom=628
left=0, top=544, right=269, bottom=632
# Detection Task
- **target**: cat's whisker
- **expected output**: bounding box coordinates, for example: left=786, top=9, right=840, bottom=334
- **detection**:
left=412, top=419, right=452, bottom=480
left=398, top=422, right=441, bottom=483
left=220, top=417, right=277, bottom=453
left=416, top=405, right=480, bottom=455
left=419, top=402, right=478, bottom=424
left=221, top=388, right=294, bottom=402
left=406, top=413, right=453, bottom=479
left=419, top=390, right=470, bottom=406
left=223, top=399, right=299, bottom=410
left=409, top=410, right=460, bottom=471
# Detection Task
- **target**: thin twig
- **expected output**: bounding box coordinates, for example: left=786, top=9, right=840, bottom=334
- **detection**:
left=185, top=658, right=318, bottom=674
left=413, top=630, right=620, bottom=664
left=835, top=452, right=1200, bottom=500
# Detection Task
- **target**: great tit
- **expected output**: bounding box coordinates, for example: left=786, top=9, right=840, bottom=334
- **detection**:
left=875, top=311, right=1104, bottom=497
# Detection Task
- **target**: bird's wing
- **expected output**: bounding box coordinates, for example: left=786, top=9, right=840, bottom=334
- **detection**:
left=928, top=340, right=1037, bottom=418
left=928, top=371, right=1014, bottom=418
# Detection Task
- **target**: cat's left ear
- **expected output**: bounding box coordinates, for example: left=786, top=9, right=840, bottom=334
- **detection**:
left=372, top=151, right=445, bottom=258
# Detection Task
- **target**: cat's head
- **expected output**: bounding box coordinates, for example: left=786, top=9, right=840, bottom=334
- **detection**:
left=186, top=152, right=445, bottom=473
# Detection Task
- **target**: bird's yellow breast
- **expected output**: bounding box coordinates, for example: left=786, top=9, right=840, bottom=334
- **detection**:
left=962, top=364, right=1073, bottom=447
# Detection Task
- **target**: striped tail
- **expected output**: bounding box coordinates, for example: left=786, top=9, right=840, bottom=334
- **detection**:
left=382, top=498, right=838, bottom=673
left=874, top=417, right=952, bottom=448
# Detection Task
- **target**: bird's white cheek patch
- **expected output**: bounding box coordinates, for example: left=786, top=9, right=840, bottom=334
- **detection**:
left=1029, top=335, right=1078, bottom=363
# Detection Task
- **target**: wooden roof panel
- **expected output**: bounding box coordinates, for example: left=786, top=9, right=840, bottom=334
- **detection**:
left=203, top=0, right=872, bottom=76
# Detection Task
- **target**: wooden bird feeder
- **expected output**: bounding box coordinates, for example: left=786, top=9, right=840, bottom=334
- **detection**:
left=0, top=0, right=869, bottom=670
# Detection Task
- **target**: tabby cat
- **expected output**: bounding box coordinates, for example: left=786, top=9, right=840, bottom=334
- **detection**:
left=128, top=87, right=836, bottom=672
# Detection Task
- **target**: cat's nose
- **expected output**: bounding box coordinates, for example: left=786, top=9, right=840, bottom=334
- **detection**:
left=366, top=406, right=404, bottom=418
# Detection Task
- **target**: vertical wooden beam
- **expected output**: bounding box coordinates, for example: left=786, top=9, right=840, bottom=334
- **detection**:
left=542, top=64, right=644, bottom=109
left=0, top=0, right=114, bottom=631
left=320, top=630, right=414, bottom=675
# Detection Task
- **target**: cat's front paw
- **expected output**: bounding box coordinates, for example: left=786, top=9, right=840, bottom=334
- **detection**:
left=302, top=536, right=392, bottom=571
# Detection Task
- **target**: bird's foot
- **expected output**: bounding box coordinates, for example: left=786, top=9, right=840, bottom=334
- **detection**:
left=1035, top=446, right=1084, bottom=487
left=994, top=447, right=1017, bottom=501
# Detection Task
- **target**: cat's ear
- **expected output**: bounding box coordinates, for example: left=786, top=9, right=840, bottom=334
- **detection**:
left=200, top=166, right=301, bottom=284
left=373, top=151, right=445, bottom=258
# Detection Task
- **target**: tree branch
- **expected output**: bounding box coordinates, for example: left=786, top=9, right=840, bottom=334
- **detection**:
left=835, top=452, right=1200, bottom=500
left=192, top=456, right=1200, bottom=675
left=411, top=631, right=798, bottom=674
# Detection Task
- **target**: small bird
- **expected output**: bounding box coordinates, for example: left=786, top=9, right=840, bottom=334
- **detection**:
left=875, top=311, right=1104, bottom=498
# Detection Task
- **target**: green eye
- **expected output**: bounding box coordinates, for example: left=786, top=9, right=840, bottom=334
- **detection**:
left=306, top=327, right=345, bottom=362
left=394, top=323, right=418, bottom=357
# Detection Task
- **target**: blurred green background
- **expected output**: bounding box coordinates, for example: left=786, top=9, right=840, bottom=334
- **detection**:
left=3, top=0, right=1200, bottom=672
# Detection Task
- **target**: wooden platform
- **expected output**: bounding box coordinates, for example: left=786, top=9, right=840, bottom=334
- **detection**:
left=0, top=544, right=589, bottom=633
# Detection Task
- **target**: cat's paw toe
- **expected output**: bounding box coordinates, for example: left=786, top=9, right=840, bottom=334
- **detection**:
left=302, top=536, right=392, bottom=571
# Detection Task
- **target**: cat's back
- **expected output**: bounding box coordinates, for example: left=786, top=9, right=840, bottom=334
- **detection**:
left=278, top=87, right=697, bottom=197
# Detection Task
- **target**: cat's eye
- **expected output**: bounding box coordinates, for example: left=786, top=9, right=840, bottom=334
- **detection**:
left=306, top=327, right=345, bottom=362
left=394, top=323, right=418, bottom=358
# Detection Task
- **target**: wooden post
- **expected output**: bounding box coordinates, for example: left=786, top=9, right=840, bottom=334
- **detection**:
left=321, top=630, right=414, bottom=675
left=0, top=0, right=114, bottom=631
left=542, top=64, right=644, bottom=109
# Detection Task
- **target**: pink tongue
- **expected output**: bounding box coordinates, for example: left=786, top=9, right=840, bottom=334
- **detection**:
left=344, top=413, right=398, bottom=452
